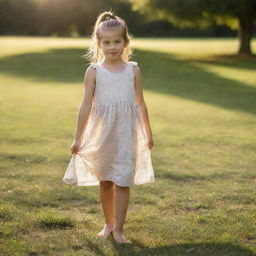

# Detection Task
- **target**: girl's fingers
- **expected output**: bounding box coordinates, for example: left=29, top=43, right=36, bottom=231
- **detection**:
left=70, top=144, right=81, bottom=154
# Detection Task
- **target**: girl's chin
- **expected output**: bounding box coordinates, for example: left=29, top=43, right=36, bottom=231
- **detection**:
left=109, top=55, right=120, bottom=59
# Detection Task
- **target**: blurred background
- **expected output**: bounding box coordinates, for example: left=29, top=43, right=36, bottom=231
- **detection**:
left=0, top=0, right=255, bottom=55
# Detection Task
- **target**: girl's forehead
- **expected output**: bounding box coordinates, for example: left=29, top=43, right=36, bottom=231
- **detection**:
left=100, top=28, right=123, bottom=40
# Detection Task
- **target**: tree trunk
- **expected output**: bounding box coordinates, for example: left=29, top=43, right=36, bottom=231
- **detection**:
left=238, top=16, right=254, bottom=55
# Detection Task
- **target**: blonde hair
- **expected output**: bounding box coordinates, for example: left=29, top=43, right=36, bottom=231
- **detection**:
left=82, top=11, right=133, bottom=63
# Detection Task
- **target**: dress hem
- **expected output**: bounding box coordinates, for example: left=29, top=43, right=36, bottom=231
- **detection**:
left=63, top=177, right=155, bottom=187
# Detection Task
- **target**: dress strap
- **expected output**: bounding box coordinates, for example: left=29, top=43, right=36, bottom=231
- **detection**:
left=89, top=63, right=97, bottom=70
left=130, top=61, right=138, bottom=66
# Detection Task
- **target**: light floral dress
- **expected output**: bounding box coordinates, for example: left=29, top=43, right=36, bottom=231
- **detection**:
left=63, top=61, right=155, bottom=187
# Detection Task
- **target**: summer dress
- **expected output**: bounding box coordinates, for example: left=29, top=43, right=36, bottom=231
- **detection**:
left=63, top=61, right=155, bottom=187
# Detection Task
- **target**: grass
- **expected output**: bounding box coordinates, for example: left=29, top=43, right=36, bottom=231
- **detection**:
left=0, top=36, right=256, bottom=256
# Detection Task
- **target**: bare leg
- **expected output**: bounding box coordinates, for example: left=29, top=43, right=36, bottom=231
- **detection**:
left=113, top=184, right=131, bottom=243
left=97, top=181, right=115, bottom=239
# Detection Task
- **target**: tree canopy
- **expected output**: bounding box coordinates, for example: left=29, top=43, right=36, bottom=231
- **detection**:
left=129, top=0, right=256, bottom=55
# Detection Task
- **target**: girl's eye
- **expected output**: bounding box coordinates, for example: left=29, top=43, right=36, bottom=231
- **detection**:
left=103, top=40, right=120, bottom=45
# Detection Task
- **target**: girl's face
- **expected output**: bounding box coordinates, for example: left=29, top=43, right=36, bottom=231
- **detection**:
left=99, top=29, right=127, bottom=61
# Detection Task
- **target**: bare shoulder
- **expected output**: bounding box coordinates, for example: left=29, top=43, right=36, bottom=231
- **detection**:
left=82, top=65, right=96, bottom=101
left=130, top=62, right=141, bottom=78
left=82, top=66, right=96, bottom=99
left=86, top=64, right=96, bottom=76
left=84, top=64, right=96, bottom=82
left=133, top=65, right=140, bottom=72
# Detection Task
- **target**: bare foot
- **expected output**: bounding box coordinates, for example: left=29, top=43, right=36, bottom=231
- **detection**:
left=97, top=224, right=114, bottom=240
left=112, top=230, right=131, bottom=244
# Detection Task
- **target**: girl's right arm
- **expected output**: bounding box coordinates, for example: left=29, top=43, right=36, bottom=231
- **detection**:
left=70, top=66, right=96, bottom=154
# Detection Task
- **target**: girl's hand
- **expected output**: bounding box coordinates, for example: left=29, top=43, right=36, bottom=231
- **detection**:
left=70, top=139, right=82, bottom=154
left=148, top=137, right=154, bottom=150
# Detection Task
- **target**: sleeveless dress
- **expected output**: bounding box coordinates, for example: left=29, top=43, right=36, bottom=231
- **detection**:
left=63, top=61, right=155, bottom=187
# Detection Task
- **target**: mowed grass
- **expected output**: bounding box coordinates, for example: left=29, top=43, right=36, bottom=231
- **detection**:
left=0, top=36, right=256, bottom=256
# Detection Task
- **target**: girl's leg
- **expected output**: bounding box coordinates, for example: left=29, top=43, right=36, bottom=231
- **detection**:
left=97, top=180, right=115, bottom=239
left=113, top=185, right=131, bottom=243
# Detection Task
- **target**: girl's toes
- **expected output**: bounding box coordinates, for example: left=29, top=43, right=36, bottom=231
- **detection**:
left=97, top=224, right=113, bottom=240
left=113, top=231, right=131, bottom=243
left=97, top=232, right=103, bottom=239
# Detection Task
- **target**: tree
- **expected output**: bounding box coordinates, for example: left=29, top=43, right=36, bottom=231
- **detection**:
left=128, top=0, right=256, bottom=55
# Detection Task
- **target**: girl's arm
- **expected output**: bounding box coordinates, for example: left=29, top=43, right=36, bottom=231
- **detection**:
left=134, top=65, right=154, bottom=149
left=73, top=66, right=96, bottom=143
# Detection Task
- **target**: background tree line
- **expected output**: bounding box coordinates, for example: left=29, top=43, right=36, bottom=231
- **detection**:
left=0, top=0, right=239, bottom=37
left=0, top=0, right=255, bottom=55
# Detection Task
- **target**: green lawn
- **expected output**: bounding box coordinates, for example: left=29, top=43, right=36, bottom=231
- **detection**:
left=0, top=36, right=256, bottom=256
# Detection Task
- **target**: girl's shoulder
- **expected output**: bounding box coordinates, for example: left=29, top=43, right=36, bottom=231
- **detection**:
left=88, top=62, right=98, bottom=70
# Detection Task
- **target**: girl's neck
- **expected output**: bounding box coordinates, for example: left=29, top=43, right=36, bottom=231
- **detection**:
left=102, top=58, right=126, bottom=65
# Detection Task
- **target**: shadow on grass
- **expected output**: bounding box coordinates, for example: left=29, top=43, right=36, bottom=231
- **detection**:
left=3, top=187, right=99, bottom=209
left=188, top=54, right=256, bottom=71
left=157, top=169, right=239, bottom=182
left=136, top=50, right=256, bottom=116
left=0, top=48, right=86, bottom=83
left=0, top=48, right=255, bottom=116
left=85, top=238, right=256, bottom=256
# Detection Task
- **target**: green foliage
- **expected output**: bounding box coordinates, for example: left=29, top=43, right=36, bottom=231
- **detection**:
left=128, top=0, right=256, bottom=54
left=129, top=0, right=256, bottom=29
left=0, top=0, right=239, bottom=37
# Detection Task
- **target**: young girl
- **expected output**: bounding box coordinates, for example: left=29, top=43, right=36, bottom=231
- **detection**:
left=63, top=11, right=155, bottom=243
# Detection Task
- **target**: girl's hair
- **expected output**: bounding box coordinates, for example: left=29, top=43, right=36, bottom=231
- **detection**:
left=83, top=11, right=133, bottom=63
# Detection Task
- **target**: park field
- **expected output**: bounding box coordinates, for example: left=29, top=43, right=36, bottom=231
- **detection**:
left=0, top=36, right=256, bottom=255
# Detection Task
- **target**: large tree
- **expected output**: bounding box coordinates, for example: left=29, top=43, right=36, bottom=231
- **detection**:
left=129, top=0, right=256, bottom=55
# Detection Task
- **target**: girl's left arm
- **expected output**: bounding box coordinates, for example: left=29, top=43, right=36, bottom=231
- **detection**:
left=134, top=65, right=154, bottom=150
